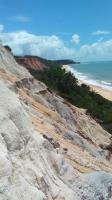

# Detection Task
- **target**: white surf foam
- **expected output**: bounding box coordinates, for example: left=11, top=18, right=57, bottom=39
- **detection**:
left=63, top=65, right=112, bottom=91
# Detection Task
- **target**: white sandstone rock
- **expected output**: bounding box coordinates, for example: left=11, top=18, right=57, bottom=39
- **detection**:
left=0, top=45, right=111, bottom=199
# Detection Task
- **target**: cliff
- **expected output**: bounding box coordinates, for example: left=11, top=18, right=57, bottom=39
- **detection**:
left=15, top=55, right=78, bottom=71
left=15, top=56, right=46, bottom=71
left=54, top=59, right=80, bottom=65
left=0, top=44, right=112, bottom=200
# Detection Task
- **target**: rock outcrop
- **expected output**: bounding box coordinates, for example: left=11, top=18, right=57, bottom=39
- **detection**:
left=15, top=56, right=46, bottom=71
left=0, top=44, right=112, bottom=200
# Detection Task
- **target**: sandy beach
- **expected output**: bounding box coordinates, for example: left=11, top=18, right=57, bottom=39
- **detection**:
left=79, top=80, right=112, bottom=101
left=63, top=65, right=112, bottom=101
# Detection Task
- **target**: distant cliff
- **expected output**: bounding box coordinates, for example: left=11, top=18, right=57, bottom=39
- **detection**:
left=54, top=59, right=80, bottom=65
left=15, top=55, right=79, bottom=71
left=15, top=56, right=46, bottom=71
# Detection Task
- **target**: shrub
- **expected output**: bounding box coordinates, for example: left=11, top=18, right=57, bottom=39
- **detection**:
left=30, top=66, right=112, bottom=134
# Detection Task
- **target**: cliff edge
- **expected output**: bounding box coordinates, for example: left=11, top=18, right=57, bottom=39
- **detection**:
left=0, top=44, right=112, bottom=200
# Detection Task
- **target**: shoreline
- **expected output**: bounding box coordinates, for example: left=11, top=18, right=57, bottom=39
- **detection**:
left=62, top=65, right=112, bottom=101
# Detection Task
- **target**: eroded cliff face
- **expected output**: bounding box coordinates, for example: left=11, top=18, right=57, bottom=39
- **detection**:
left=0, top=44, right=112, bottom=200
left=15, top=56, right=46, bottom=71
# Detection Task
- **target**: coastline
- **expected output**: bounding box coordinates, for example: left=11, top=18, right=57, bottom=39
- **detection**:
left=63, top=65, right=112, bottom=101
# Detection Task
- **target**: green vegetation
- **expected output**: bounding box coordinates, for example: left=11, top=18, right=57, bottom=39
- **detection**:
left=30, top=66, right=112, bottom=134
left=15, top=55, right=77, bottom=68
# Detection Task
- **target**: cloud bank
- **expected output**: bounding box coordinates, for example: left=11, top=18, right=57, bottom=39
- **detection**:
left=0, top=28, right=76, bottom=59
left=92, top=30, right=110, bottom=36
left=0, top=25, right=112, bottom=61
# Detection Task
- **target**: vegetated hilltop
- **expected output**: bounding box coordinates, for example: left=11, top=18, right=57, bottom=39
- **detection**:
left=15, top=55, right=78, bottom=71
left=0, top=44, right=112, bottom=199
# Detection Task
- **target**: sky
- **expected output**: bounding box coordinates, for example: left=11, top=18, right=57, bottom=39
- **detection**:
left=0, top=0, right=112, bottom=61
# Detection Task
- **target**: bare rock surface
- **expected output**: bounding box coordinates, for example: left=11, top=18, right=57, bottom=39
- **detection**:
left=0, top=44, right=112, bottom=199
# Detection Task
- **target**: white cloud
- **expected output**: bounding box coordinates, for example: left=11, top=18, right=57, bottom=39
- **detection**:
left=71, top=34, right=80, bottom=45
left=8, top=15, right=31, bottom=22
left=79, top=40, right=112, bottom=60
left=0, top=30, right=75, bottom=59
left=0, top=24, right=4, bottom=32
left=92, top=30, right=110, bottom=36
left=0, top=26, right=112, bottom=61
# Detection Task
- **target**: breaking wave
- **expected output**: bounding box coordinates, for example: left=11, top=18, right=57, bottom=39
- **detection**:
left=64, top=65, right=112, bottom=91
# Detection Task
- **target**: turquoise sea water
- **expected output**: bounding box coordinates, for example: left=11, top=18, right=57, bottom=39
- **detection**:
left=69, top=61, right=112, bottom=91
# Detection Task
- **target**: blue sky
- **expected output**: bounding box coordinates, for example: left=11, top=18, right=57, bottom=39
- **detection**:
left=0, top=0, right=112, bottom=61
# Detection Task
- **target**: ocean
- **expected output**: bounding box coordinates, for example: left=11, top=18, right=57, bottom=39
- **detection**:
left=68, top=61, right=112, bottom=91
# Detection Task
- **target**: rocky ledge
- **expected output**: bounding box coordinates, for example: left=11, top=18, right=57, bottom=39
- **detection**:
left=0, top=44, right=112, bottom=200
